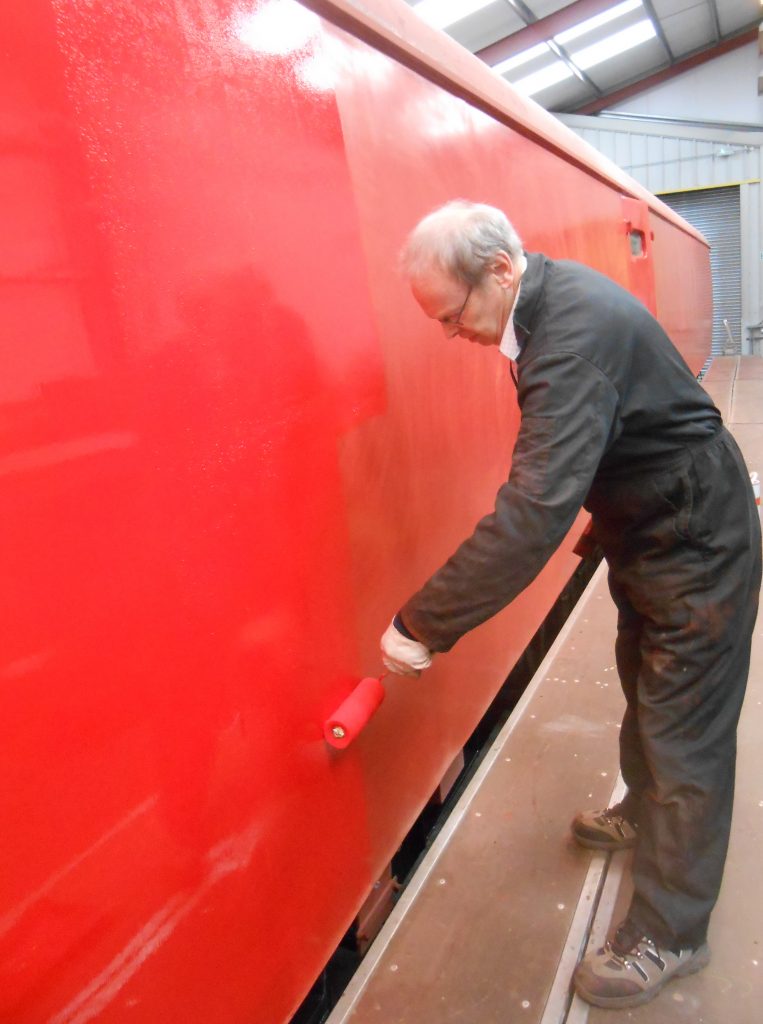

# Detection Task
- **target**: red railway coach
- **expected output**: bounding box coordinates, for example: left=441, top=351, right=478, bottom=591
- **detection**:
left=1, top=1, right=712, bottom=1021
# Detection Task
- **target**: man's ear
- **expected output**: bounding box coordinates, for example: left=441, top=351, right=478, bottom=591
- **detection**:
left=491, top=250, right=515, bottom=289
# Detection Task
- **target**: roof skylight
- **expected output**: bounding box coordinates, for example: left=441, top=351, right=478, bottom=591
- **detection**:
left=554, top=0, right=643, bottom=46
left=490, top=0, right=656, bottom=95
left=492, top=41, right=551, bottom=77
left=512, top=61, right=574, bottom=97
left=413, top=0, right=494, bottom=31
left=569, top=19, right=657, bottom=70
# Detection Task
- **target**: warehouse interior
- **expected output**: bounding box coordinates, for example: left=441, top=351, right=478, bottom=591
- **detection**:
left=406, top=0, right=762, bottom=357
left=3, top=3, right=762, bottom=1024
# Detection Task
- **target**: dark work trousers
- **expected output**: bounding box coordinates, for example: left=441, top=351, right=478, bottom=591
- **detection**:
left=586, top=427, right=761, bottom=950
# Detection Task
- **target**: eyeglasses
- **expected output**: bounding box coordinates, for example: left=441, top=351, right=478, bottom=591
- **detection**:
left=440, top=285, right=472, bottom=328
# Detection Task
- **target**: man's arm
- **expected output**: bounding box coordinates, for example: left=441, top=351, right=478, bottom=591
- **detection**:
left=399, top=351, right=619, bottom=652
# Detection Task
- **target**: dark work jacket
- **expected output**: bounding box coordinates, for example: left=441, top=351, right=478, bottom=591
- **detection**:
left=400, top=252, right=722, bottom=653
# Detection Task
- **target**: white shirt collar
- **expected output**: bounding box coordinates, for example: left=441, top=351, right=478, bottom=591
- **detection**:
left=499, top=253, right=527, bottom=362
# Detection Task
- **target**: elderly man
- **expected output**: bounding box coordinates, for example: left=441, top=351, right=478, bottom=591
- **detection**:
left=381, top=200, right=761, bottom=1010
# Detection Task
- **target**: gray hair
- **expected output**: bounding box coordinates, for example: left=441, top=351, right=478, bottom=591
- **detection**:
left=400, top=200, right=523, bottom=286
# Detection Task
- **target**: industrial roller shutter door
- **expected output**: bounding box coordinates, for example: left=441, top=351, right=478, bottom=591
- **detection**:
left=660, top=185, right=742, bottom=355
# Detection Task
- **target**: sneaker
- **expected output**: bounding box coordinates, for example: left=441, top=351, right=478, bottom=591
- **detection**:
left=571, top=803, right=638, bottom=851
left=573, top=923, right=711, bottom=1009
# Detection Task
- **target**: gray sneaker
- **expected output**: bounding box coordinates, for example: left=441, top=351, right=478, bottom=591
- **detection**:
left=574, top=926, right=711, bottom=1008
left=571, top=804, right=638, bottom=851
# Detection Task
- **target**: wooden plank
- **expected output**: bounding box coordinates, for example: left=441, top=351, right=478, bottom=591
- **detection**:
left=702, top=356, right=737, bottom=381
left=731, top=380, right=763, bottom=423
left=736, top=356, right=763, bottom=379
left=702, top=379, right=732, bottom=423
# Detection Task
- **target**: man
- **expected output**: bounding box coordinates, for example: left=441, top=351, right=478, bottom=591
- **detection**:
left=380, top=200, right=761, bottom=1009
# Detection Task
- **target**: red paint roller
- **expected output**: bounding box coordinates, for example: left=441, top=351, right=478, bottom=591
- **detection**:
left=324, top=673, right=387, bottom=749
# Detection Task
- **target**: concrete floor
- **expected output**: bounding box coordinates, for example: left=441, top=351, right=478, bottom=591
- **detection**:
left=327, top=357, right=763, bottom=1024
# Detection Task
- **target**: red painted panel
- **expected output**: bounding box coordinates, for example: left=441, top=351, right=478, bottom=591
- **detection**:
left=651, top=214, right=713, bottom=376
left=621, top=196, right=656, bottom=315
left=2, top=2, right=383, bottom=1021
left=0, top=2, right=712, bottom=1022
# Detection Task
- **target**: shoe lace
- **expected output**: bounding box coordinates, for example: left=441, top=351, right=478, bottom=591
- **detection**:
left=602, top=810, right=626, bottom=826
left=608, top=925, right=659, bottom=967
left=602, top=807, right=637, bottom=829
left=604, top=942, right=632, bottom=968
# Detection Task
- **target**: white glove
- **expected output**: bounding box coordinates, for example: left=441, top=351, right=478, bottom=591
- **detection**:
left=381, top=619, right=432, bottom=678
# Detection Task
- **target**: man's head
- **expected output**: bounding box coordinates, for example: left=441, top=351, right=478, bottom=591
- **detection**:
left=400, top=200, right=523, bottom=346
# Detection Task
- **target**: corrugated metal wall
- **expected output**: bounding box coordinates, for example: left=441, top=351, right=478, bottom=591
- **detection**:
left=661, top=187, right=742, bottom=355
left=559, top=118, right=759, bottom=195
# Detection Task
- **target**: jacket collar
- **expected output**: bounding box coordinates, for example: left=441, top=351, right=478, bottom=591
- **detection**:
left=513, top=252, right=546, bottom=348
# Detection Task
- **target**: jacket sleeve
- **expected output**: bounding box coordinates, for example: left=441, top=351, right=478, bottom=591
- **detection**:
left=400, top=352, right=619, bottom=652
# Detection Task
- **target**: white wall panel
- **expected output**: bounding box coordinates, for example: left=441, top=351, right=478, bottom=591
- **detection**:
left=740, top=182, right=760, bottom=347
left=560, top=121, right=759, bottom=194
left=606, top=41, right=763, bottom=125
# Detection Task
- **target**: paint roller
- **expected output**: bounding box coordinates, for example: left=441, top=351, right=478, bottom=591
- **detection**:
left=323, top=673, right=388, bottom=749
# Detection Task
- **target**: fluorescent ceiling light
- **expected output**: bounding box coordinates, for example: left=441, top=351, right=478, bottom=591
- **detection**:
left=571, top=18, right=657, bottom=70
left=492, top=41, right=550, bottom=77
left=555, top=0, right=643, bottom=46
left=512, top=61, right=574, bottom=97
left=413, top=0, right=493, bottom=31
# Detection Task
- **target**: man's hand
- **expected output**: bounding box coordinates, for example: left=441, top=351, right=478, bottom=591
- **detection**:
left=381, top=619, right=432, bottom=678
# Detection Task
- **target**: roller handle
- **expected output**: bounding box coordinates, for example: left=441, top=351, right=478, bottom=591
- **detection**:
left=324, top=673, right=388, bottom=749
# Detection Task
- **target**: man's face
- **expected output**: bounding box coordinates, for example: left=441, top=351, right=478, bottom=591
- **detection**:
left=410, top=253, right=518, bottom=347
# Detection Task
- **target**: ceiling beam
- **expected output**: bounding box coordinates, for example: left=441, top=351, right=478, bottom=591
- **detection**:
left=706, top=0, right=722, bottom=44
left=476, top=0, right=617, bottom=65
left=641, top=0, right=674, bottom=63
left=497, top=0, right=603, bottom=97
left=547, top=37, right=604, bottom=98
left=569, top=26, right=757, bottom=115
left=502, top=0, right=535, bottom=26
